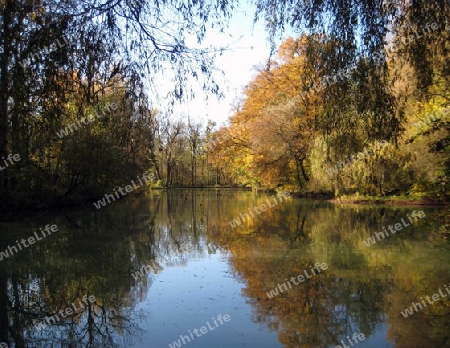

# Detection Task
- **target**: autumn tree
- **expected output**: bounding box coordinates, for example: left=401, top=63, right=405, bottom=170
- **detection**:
left=213, top=35, right=336, bottom=189
left=0, top=0, right=234, bottom=207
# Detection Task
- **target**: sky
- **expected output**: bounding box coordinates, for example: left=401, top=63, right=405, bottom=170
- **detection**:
left=155, top=1, right=291, bottom=127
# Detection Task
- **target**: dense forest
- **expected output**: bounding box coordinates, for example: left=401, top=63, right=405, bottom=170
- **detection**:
left=212, top=33, right=449, bottom=198
left=0, top=0, right=449, bottom=211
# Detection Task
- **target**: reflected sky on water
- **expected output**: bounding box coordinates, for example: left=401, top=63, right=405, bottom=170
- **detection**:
left=0, top=190, right=448, bottom=347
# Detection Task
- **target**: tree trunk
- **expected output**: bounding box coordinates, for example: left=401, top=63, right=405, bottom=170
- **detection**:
left=0, top=261, right=9, bottom=345
left=294, top=157, right=303, bottom=189
left=300, top=160, right=310, bottom=182
left=0, top=1, right=13, bottom=195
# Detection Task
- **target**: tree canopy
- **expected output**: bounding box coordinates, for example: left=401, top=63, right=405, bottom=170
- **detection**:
left=0, top=0, right=235, bottom=207
left=0, top=0, right=449, bottom=209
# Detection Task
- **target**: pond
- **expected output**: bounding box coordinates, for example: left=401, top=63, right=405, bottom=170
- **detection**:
left=0, top=190, right=448, bottom=347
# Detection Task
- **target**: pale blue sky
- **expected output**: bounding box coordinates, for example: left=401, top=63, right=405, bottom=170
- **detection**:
left=156, top=2, right=292, bottom=127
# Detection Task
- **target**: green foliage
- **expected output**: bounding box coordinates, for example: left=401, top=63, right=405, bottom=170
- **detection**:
left=0, top=0, right=235, bottom=209
left=210, top=30, right=449, bottom=201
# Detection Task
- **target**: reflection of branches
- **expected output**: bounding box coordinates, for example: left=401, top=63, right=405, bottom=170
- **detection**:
left=148, top=192, right=210, bottom=267
left=153, top=221, right=207, bottom=267
left=273, top=204, right=310, bottom=248
left=26, top=297, right=142, bottom=347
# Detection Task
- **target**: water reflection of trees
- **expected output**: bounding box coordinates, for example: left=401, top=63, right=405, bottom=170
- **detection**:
left=0, top=191, right=448, bottom=347
left=0, top=192, right=213, bottom=347
left=204, top=196, right=449, bottom=348
left=0, top=202, right=149, bottom=346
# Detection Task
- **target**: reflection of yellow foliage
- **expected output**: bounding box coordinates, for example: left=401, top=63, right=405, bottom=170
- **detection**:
left=207, top=196, right=449, bottom=348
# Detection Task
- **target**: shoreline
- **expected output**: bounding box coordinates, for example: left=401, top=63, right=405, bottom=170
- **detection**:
left=1, top=188, right=448, bottom=216
left=328, top=198, right=448, bottom=206
left=287, top=192, right=449, bottom=206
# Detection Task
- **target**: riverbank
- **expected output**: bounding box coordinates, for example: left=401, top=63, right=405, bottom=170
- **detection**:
left=329, top=198, right=448, bottom=206
left=1, top=187, right=448, bottom=217
left=286, top=191, right=449, bottom=206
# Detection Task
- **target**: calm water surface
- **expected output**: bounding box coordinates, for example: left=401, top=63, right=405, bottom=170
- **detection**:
left=0, top=190, right=449, bottom=348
